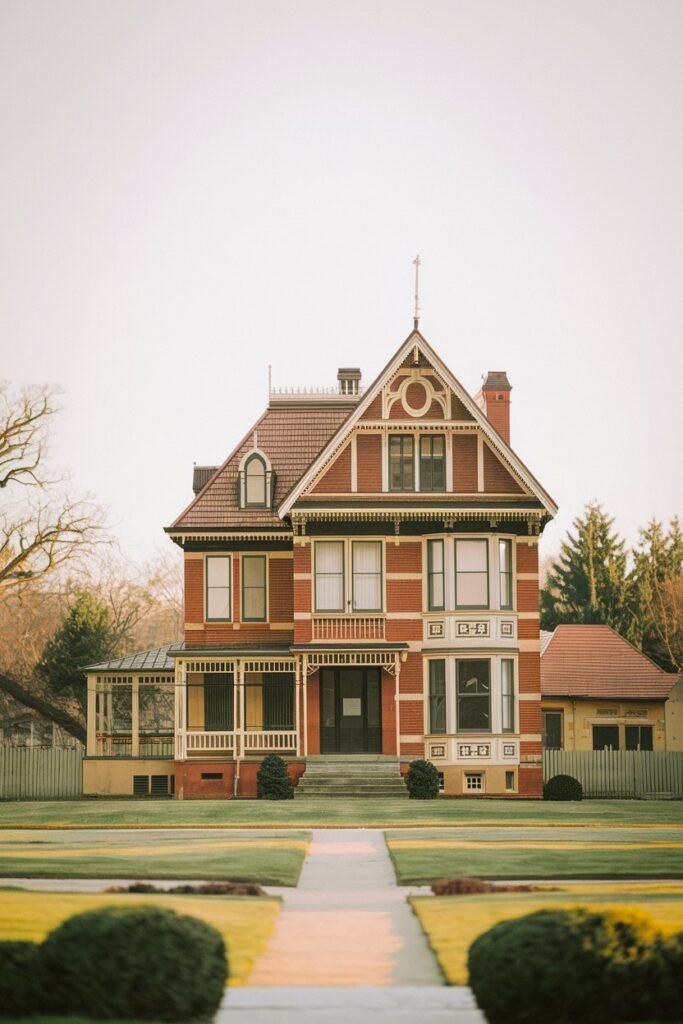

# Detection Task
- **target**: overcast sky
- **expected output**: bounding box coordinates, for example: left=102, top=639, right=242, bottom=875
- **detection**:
left=2, top=0, right=681, bottom=567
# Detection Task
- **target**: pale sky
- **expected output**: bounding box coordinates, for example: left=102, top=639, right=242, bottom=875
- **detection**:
left=2, top=0, right=681, bottom=566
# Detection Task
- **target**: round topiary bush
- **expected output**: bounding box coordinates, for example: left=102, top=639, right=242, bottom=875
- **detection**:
left=40, top=905, right=227, bottom=1021
left=607, top=928, right=683, bottom=1023
left=257, top=753, right=294, bottom=799
left=650, top=931, right=683, bottom=1021
left=0, top=940, right=44, bottom=1016
left=467, top=907, right=660, bottom=1024
left=543, top=773, right=583, bottom=801
left=406, top=759, right=439, bottom=799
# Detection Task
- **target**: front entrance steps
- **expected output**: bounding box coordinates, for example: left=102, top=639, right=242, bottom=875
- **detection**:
left=294, top=755, right=409, bottom=799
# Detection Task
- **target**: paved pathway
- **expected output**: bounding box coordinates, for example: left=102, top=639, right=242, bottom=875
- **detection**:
left=248, top=829, right=442, bottom=987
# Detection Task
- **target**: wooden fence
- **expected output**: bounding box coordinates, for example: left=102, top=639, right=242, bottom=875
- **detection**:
left=0, top=747, right=83, bottom=800
left=543, top=750, right=683, bottom=799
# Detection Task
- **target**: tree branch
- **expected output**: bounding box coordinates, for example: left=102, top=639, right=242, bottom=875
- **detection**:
left=0, top=672, right=86, bottom=744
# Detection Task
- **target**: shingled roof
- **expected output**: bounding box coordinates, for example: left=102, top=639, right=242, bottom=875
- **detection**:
left=541, top=625, right=679, bottom=700
left=84, top=645, right=175, bottom=673
left=169, top=403, right=353, bottom=531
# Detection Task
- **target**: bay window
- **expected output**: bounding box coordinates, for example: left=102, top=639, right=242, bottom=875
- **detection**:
left=455, top=539, right=489, bottom=608
left=457, top=659, right=491, bottom=731
left=429, top=660, right=446, bottom=733
left=427, top=539, right=445, bottom=610
left=499, top=539, right=513, bottom=609
left=501, top=659, right=515, bottom=732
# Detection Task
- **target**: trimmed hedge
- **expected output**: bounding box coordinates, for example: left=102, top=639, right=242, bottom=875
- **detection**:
left=257, top=753, right=294, bottom=799
left=543, top=773, right=583, bottom=801
left=406, top=759, right=439, bottom=799
left=467, top=907, right=662, bottom=1024
left=0, top=941, right=44, bottom=1017
left=41, top=905, right=227, bottom=1021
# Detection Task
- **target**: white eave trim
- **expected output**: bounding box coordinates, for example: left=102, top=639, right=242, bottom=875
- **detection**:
left=278, top=331, right=558, bottom=519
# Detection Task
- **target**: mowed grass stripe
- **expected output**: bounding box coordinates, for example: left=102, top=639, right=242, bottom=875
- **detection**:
left=0, top=890, right=279, bottom=986
left=0, top=829, right=311, bottom=885
left=411, top=886, right=683, bottom=986
left=391, top=840, right=683, bottom=851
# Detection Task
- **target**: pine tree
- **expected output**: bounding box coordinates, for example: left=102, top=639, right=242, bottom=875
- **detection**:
left=629, top=518, right=683, bottom=671
left=541, top=503, right=630, bottom=634
left=36, top=590, right=119, bottom=714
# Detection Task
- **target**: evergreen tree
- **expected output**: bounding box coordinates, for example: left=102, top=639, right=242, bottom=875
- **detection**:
left=541, top=503, right=630, bottom=634
left=629, top=518, right=683, bottom=671
left=36, top=590, right=118, bottom=714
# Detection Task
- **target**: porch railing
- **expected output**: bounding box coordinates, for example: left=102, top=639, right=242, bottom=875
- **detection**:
left=243, top=730, right=297, bottom=752
left=312, top=615, right=385, bottom=641
left=178, top=729, right=298, bottom=757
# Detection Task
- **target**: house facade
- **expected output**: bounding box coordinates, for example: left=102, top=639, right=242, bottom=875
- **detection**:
left=541, top=624, right=681, bottom=753
left=83, top=329, right=557, bottom=798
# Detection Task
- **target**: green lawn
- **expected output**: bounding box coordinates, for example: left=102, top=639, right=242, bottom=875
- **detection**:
left=387, top=825, right=683, bottom=883
left=0, top=828, right=309, bottom=885
left=0, top=889, right=279, bottom=986
left=411, top=882, right=683, bottom=985
left=1, top=797, right=682, bottom=828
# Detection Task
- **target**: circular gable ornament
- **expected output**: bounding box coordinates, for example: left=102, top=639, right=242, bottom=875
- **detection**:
left=401, top=378, right=432, bottom=417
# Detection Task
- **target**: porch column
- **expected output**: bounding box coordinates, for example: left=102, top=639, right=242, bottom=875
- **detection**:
left=86, top=675, right=97, bottom=756
left=303, top=655, right=309, bottom=757
left=394, top=654, right=401, bottom=758
left=175, top=662, right=187, bottom=760
left=131, top=677, right=140, bottom=758
left=295, top=658, right=302, bottom=757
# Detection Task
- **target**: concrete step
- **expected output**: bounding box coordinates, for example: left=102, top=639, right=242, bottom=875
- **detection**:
left=295, top=755, right=408, bottom=798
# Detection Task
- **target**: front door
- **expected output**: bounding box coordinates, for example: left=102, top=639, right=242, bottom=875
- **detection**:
left=320, top=668, right=382, bottom=753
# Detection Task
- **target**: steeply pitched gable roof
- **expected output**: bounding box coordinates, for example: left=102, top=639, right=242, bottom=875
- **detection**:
left=168, top=403, right=353, bottom=532
left=279, top=329, right=558, bottom=517
left=541, top=625, right=679, bottom=700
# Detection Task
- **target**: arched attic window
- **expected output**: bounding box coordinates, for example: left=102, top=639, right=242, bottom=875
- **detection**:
left=239, top=446, right=274, bottom=509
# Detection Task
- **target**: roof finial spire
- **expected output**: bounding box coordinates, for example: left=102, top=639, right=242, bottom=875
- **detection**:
left=413, top=254, right=421, bottom=330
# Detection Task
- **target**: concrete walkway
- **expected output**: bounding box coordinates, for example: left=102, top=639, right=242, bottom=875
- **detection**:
left=248, top=829, right=442, bottom=987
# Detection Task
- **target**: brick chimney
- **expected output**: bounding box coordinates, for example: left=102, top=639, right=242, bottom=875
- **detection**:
left=337, top=367, right=362, bottom=396
left=476, top=371, right=512, bottom=444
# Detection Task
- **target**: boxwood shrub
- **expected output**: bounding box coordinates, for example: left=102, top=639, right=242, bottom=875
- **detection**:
left=0, top=941, right=44, bottom=1017
left=257, top=753, right=294, bottom=799
left=406, top=759, right=439, bottom=799
left=40, top=905, right=227, bottom=1021
left=543, top=773, right=583, bottom=801
left=467, top=907, right=660, bottom=1024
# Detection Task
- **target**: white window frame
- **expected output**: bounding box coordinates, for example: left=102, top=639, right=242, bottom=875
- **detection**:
left=205, top=555, right=232, bottom=622
left=313, top=538, right=385, bottom=614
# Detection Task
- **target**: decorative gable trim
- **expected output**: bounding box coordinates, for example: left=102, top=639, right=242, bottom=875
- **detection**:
left=279, top=330, right=557, bottom=517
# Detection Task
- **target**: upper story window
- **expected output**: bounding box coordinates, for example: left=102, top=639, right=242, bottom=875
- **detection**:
left=314, top=540, right=384, bottom=613
left=238, top=446, right=275, bottom=509
left=389, top=435, right=414, bottom=491
left=499, top=539, right=513, bottom=609
left=245, top=454, right=267, bottom=506
left=427, top=539, right=445, bottom=611
left=419, top=435, right=446, bottom=491
left=206, top=555, right=231, bottom=621
left=242, top=555, right=267, bottom=621
left=454, top=539, right=489, bottom=608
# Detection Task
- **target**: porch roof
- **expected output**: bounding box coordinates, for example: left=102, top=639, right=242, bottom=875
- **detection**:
left=83, top=644, right=175, bottom=673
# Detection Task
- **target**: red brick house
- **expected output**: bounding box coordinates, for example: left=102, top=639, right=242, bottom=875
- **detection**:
left=83, top=328, right=556, bottom=798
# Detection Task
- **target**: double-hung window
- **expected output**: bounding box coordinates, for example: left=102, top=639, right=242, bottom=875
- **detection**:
left=499, top=539, right=513, bottom=609
left=315, top=542, right=345, bottom=611
left=242, top=555, right=267, bottom=621
left=429, top=660, right=446, bottom=733
left=245, top=453, right=267, bottom=506
left=457, top=660, right=491, bottom=731
left=501, top=659, right=515, bottom=732
left=389, top=435, right=414, bottom=491
left=419, top=435, right=446, bottom=491
left=455, top=539, right=489, bottom=607
left=206, top=556, right=231, bottom=621
left=352, top=541, right=382, bottom=611
left=427, top=539, right=445, bottom=610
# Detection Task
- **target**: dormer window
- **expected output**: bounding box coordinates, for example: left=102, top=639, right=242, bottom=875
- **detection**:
left=238, top=445, right=275, bottom=509
left=245, top=454, right=266, bottom=506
